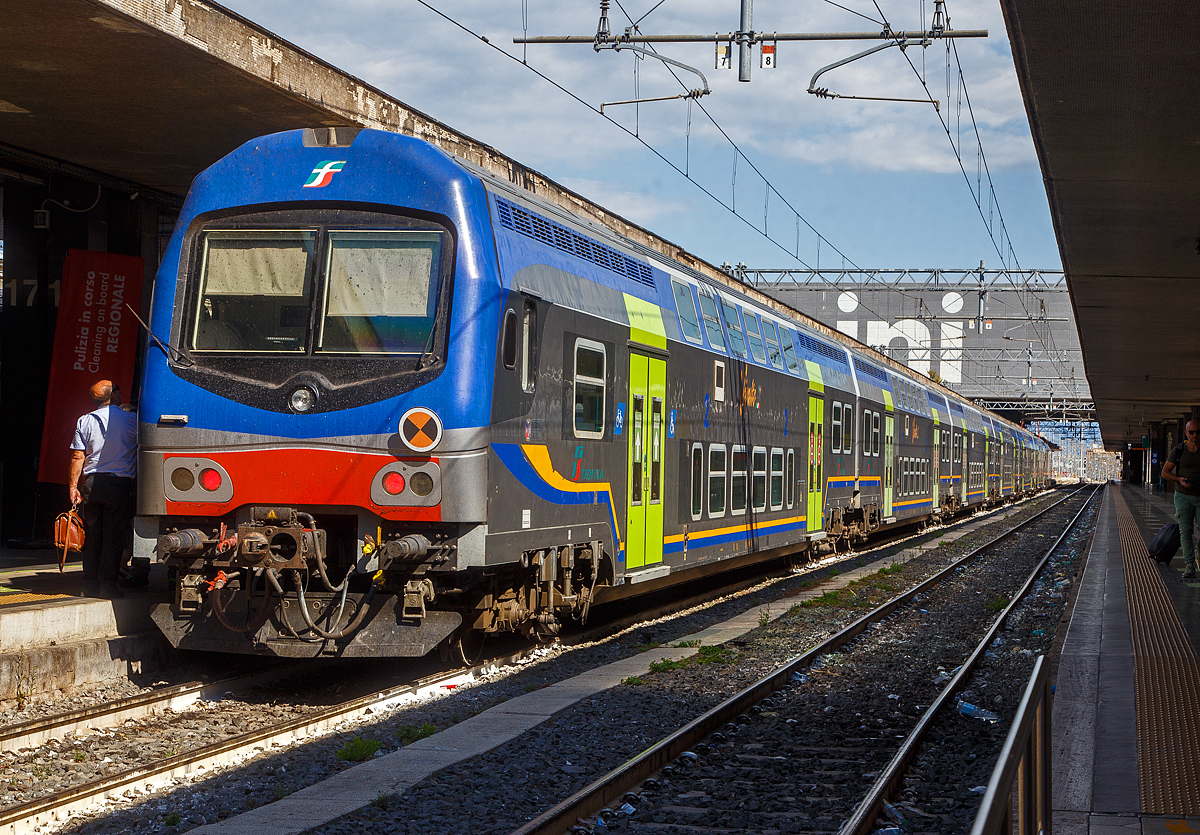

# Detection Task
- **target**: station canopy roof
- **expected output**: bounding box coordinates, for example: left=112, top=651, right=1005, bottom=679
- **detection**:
left=1000, top=0, right=1200, bottom=449
left=0, top=0, right=525, bottom=201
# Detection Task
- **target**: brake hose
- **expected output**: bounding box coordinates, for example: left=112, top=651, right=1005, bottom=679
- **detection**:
left=296, top=512, right=348, bottom=594
left=292, top=569, right=376, bottom=640
left=210, top=570, right=274, bottom=634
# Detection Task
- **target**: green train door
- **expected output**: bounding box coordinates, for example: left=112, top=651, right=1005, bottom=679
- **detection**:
left=884, top=414, right=895, bottom=517
left=932, top=426, right=940, bottom=509
left=626, top=352, right=665, bottom=570
left=807, top=396, right=824, bottom=533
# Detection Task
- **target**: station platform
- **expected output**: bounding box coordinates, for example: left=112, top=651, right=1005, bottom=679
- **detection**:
left=0, top=548, right=174, bottom=704
left=1055, top=482, right=1200, bottom=832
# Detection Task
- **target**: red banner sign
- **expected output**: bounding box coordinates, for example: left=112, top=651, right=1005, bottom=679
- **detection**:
left=38, top=249, right=145, bottom=484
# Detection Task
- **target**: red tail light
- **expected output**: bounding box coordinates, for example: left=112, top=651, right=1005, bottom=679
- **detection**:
left=382, top=472, right=406, bottom=495
left=199, top=468, right=223, bottom=492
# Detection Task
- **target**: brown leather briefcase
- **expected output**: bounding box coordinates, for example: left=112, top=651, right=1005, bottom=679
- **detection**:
left=54, top=505, right=84, bottom=571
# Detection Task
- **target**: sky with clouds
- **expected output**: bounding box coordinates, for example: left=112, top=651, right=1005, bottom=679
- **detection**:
left=218, top=0, right=1061, bottom=271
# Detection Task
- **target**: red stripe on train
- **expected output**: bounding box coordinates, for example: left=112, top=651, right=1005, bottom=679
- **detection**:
left=162, top=448, right=441, bottom=521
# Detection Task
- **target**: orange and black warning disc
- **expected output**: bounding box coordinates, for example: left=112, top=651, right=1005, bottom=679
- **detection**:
left=399, top=407, right=443, bottom=453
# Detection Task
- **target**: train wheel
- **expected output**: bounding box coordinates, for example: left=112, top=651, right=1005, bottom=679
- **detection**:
left=449, top=628, right=486, bottom=666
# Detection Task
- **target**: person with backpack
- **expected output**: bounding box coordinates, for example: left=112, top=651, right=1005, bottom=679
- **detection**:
left=1162, top=420, right=1200, bottom=578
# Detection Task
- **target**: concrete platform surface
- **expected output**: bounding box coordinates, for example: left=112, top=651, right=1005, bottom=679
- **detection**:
left=1053, top=483, right=1200, bottom=830
left=0, top=556, right=175, bottom=703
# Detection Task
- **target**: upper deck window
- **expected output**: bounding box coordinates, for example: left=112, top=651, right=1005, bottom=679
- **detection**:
left=744, top=313, right=768, bottom=364
left=671, top=280, right=703, bottom=344
left=779, top=327, right=799, bottom=373
left=721, top=300, right=747, bottom=358
left=697, top=289, right=727, bottom=350
left=761, top=320, right=785, bottom=370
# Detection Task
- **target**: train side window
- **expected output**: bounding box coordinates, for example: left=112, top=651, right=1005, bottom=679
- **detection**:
left=697, top=289, right=727, bottom=350
left=572, top=339, right=606, bottom=439
left=786, top=449, right=795, bottom=508
left=714, top=360, right=726, bottom=402
left=816, top=422, right=823, bottom=487
left=770, top=448, right=784, bottom=511
left=843, top=403, right=853, bottom=454
left=779, top=327, right=799, bottom=373
left=672, top=280, right=703, bottom=344
left=831, top=403, right=842, bottom=453
left=752, top=447, right=768, bottom=512
left=521, top=300, right=537, bottom=393
left=501, top=309, right=517, bottom=369
left=862, top=409, right=871, bottom=456
left=709, top=445, right=728, bottom=518
left=690, top=444, right=704, bottom=520
left=762, top=321, right=785, bottom=369
left=731, top=446, right=748, bottom=515
left=631, top=396, right=644, bottom=504
left=650, top=399, right=663, bottom=503
left=744, top=314, right=768, bottom=364
left=721, top=300, right=748, bottom=358
left=873, top=412, right=881, bottom=456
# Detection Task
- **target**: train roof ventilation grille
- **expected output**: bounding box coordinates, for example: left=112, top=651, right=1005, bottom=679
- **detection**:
left=853, top=358, right=889, bottom=383
left=795, top=332, right=849, bottom=367
left=495, top=196, right=655, bottom=288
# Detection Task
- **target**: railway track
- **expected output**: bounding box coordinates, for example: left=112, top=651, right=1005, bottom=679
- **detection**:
left=0, top=489, right=1061, bottom=834
left=0, top=646, right=540, bottom=835
left=504, top=485, right=1098, bottom=835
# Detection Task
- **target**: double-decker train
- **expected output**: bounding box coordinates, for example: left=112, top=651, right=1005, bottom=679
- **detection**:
left=137, top=126, right=1050, bottom=659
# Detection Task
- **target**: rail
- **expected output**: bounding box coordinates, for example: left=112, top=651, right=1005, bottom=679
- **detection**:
left=508, top=487, right=1089, bottom=835
left=838, top=484, right=1095, bottom=834
left=970, top=654, right=1053, bottom=835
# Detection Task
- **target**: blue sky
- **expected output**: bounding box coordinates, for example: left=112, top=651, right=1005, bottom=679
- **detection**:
left=218, top=0, right=1061, bottom=272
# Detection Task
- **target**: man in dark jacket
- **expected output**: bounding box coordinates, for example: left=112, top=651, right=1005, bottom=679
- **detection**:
left=1163, top=420, right=1200, bottom=578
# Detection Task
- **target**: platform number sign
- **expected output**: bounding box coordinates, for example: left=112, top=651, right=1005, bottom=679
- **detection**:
left=761, top=43, right=776, bottom=69
left=716, top=41, right=732, bottom=70
left=615, top=402, right=626, bottom=436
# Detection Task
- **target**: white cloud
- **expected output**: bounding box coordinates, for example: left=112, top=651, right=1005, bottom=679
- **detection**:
left=557, top=177, right=691, bottom=227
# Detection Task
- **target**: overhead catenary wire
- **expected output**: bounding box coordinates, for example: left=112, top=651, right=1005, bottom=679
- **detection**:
left=415, top=0, right=871, bottom=287
left=858, top=0, right=1074, bottom=387
left=606, top=10, right=920, bottom=325
left=551, top=0, right=867, bottom=285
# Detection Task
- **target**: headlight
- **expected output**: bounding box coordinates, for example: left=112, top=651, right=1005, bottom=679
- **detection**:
left=289, top=386, right=318, bottom=413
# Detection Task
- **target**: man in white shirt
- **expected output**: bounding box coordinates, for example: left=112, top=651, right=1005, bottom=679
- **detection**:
left=67, top=380, right=138, bottom=599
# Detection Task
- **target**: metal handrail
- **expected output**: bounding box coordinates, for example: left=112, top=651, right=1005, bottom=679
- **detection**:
left=970, top=654, right=1053, bottom=835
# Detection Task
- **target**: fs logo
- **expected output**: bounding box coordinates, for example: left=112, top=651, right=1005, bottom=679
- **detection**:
left=303, top=160, right=347, bottom=188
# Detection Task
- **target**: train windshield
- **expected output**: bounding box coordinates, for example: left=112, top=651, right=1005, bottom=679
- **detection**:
left=319, top=230, right=442, bottom=354
left=191, top=227, right=444, bottom=355
left=193, top=230, right=316, bottom=352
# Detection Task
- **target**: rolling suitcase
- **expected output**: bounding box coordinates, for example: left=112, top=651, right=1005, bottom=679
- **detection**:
left=1149, top=522, right=1181, bottom=563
